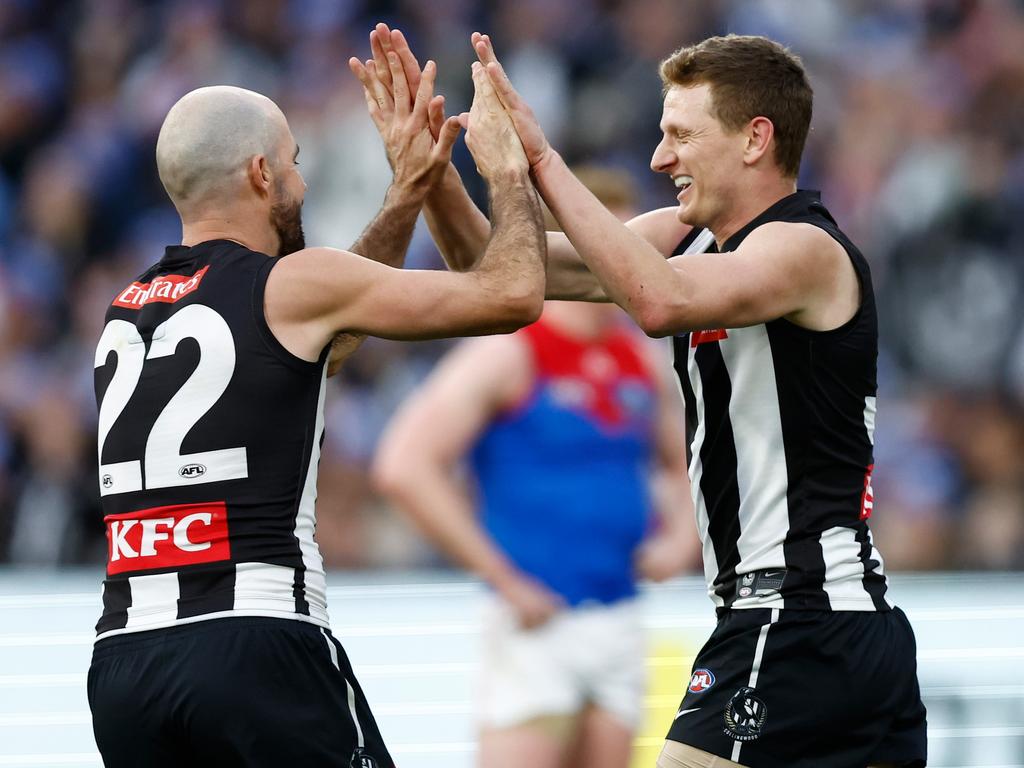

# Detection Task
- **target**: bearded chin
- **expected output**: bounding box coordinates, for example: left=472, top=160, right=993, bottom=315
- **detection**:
left=270, top=198, right=306, bottom=257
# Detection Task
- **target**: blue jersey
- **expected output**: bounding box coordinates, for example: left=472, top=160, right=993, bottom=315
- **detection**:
left=471, top=318, right=658, bottom=606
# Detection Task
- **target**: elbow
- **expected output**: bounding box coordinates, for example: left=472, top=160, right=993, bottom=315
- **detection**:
left=371, top=450, right=413, bottom=504
left=633, top=300, right=680, bottom=338
left=492, top=285, right=543, bottom=332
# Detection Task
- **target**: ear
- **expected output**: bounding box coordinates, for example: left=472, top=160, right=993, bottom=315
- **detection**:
left=247, top=155, right=273, bottom=198
left=743, top=116, right=774, bottom=167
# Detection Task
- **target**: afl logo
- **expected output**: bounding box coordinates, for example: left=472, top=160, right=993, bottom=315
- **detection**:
left=101, top=474, right=113, bottom=489
left=689, top=668, right=716, bottom=693
left=179, top=463, right=207, bottom=479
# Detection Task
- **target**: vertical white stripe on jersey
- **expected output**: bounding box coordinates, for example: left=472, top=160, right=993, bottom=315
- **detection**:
left=717, top=326, right=790, bottom=582
left=294, top=363, right=330, bottom=623
left=124, top=572, right=179, bottom=629
left=681, top=342, right=724, bottom=608
left=864, top=396, right=877, bottom=445
left=233, top=562, right=297, bottom=612
left=820, top=526, right=880, bottom=610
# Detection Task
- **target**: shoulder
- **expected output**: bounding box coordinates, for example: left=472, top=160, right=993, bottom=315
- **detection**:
left=739, top=220, right=846, bottom=262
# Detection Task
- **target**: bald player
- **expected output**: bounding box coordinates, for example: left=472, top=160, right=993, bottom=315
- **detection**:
left=87, top=60, right=545, bottom=768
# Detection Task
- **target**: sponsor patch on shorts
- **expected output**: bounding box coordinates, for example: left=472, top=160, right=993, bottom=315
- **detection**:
left=688, top=668, right=716, bottom=693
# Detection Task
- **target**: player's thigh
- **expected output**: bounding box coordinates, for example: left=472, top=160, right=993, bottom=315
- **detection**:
left=565, top=704, right=634, bottom=768
left=479, top=718, right=573, bottom=768
left=657, top=740, right=748, bottom=768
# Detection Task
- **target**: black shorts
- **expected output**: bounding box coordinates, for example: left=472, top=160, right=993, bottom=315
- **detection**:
left=88, top=617, right=393, bottom=768
left=667, top=607, right=927, bottom=768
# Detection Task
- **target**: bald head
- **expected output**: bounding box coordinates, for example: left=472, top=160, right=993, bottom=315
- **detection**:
left=156, top=86, right=290, bottom=212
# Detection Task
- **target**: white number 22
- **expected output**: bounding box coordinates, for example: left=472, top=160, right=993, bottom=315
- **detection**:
left=94, top=304, right=248, bottom=496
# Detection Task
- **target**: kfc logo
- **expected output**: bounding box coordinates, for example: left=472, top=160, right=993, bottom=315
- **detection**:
left=105, top=501, right=230, bottom=575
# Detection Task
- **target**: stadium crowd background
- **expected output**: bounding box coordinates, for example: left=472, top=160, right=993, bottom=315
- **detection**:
left=1, top=0, right=1023, bottom=573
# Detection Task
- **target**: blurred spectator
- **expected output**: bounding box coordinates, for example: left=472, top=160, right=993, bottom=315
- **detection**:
left=1, top=0, right=1023, bottom=572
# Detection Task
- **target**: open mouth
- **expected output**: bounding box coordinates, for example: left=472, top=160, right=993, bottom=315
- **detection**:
left=674, top=175, right=693, bottom=197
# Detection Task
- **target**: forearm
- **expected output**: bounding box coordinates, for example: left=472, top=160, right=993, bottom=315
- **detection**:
left=472, top=171, right=546, bottom=305
left=391, top=469, right=521, bottom=588
left=533, top=151, right=681, bottom=329
left=423, top=164, right=491, bottom=271
left=349, top=184, right=425, bottom=267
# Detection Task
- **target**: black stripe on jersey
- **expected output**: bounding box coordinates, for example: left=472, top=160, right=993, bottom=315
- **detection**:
left=96, top=578, right=131, bottom=634
left=294, top=568, right=309, bottom=616
left=693, top=342, right=743, bottom=607
left=854, top=523, right=889, bottom=611
left=673, top=336, right=697, bottom=467
left=177, top=565, right=236, bottom=619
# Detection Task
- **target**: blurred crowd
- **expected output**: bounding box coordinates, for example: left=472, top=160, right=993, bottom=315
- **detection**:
left=1, top=0, right=1023, bottom=572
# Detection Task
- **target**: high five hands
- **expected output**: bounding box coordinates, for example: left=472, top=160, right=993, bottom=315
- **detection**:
left=349, top=24, right=551, bottom=185
left=347, top=24, right=460, bottom=196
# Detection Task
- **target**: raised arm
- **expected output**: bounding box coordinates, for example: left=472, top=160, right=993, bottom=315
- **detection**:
left=473, top=33, right=856, bottom=336
left=373, top=336, right=564, bottom=628
left=329, top=54, right=462, bottom=374
left=266, top=55, right=546, bottom=358
left=349, top=24, right=691, bottom=302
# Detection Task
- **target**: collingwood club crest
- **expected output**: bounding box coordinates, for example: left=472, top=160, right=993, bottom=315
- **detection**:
left=723, top=686, right=767, bottom=742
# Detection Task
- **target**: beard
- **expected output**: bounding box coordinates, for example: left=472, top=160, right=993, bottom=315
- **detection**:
left=269, top=190, right=305, bottom=257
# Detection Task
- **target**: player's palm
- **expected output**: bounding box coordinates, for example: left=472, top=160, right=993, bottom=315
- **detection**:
left=471, top=33, right=551, bottom=170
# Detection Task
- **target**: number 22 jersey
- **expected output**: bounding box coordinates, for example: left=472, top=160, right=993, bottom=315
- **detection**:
left=93, top=240, right=330, bottom=639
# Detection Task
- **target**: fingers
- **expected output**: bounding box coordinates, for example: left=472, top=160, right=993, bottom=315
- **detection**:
left=391, top=28, right=422, bottom=93
left=471, top=31, right=497, bottom=67
left=369, top=23, right=393, bottom=94
left=411, top=59, right=436, bottom=128
left=430, top=115, right=462, bottom=163
left=428, top=94, right=445, bottom=140
left=348, top=57, right=387, bottom=130
left=387, top=51, right=411, bottom=119
left=366, top=60, right=395, bottom=121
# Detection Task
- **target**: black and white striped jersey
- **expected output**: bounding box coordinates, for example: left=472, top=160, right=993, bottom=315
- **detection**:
left=93, top=240, right=330, bottom=639
left=673, top=191, right=890, bottom=612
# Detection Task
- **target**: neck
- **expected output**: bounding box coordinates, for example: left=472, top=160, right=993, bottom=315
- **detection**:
left=180, top=209, right=279, bottom=257
left=711, top=176, right=797, bottom=249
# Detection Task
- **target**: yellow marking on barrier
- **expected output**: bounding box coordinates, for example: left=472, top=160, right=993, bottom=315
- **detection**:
left=631, top=637, right=698, bottom=767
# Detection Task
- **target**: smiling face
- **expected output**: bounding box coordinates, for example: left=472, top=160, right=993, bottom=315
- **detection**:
left=650, top=83, right=748, bottom=232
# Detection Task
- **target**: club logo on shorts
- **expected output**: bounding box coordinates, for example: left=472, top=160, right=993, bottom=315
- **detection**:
left=723, top=686, right=767, bottom=742
left=350, top=749, right=378, bottom=768
left=689, top=668, right=716, bottom=693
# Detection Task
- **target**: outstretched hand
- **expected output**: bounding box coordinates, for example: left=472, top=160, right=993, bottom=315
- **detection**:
left=460, top=61, right=530, bottom=181
left=471, top=32, right=552, bottom=171
left=348, top=23, right=460, bottom=195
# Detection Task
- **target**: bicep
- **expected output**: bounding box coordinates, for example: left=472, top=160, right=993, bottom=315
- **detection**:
left=664, top=223, right=832, bottom=330
left=270, top=248, right=523, bottom=343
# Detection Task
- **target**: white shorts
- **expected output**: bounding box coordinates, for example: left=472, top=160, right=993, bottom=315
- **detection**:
left=476, top=596, right=646, bottom=730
